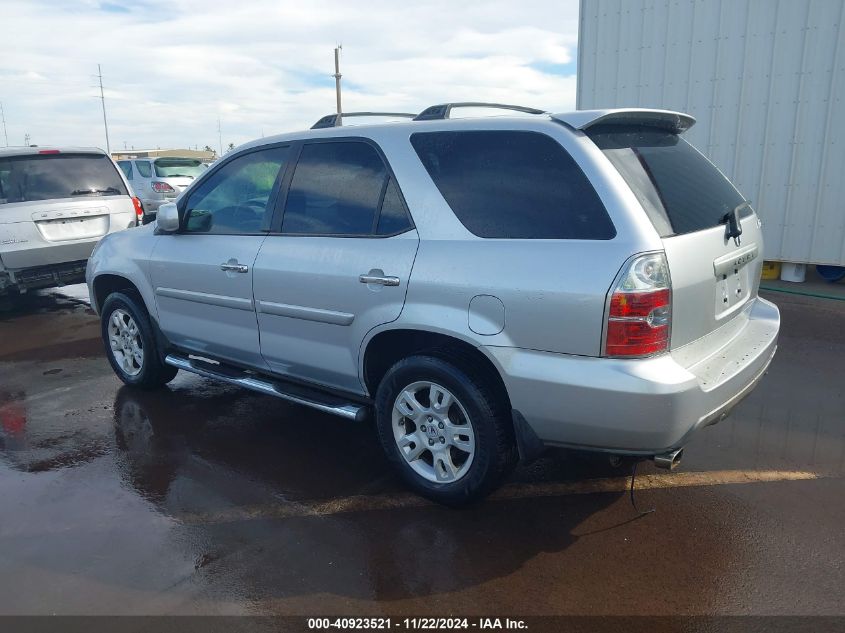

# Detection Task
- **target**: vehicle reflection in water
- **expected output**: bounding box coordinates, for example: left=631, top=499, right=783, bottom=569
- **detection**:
left=111, top=386, right=627, bottom=601
left=0, top=283, right=91, bottom=318
left=0, top=391, right=27, bottom=452
left=109, top=383, right=799, bottom=606
left=0, top=387, right=111, bottom=472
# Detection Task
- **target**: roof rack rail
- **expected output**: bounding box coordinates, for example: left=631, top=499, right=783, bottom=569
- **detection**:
left=413, top=102, right=546, bottom=121
left=310, top=112, right=417, bottom=130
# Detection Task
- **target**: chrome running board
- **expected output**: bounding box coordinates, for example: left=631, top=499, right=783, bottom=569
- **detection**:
left=165, top=353, right=368, bottom=422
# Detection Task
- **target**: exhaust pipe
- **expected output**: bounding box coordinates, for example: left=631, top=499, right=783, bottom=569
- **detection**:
left=653, top=448, right=684, bottom=470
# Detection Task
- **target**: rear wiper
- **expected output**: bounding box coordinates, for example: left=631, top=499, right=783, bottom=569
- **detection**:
left=71, top=187, right=121, bottom=196
left=721, top=201, right=750, bottom=245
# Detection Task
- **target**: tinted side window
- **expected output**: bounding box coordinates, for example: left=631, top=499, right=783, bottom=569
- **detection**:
left=135, top=161, right=152, bottom=178
left=411, top=131, right=615, bottom=240
left=183, top=146, right=288, bottom=234
left=377, top=177, right=412, bottom=235
left=282, top=142, right=387, bottom=235
left=117, top=161, right=133, bottom=180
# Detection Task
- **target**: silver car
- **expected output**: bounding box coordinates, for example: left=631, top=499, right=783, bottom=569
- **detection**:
left=87, top=105, right=780, bottom=505
left=116, top=157, right=207, bottom=224
left=1, top=147, right=137, bottom=299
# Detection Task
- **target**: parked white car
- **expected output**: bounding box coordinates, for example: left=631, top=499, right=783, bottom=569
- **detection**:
left=0, top=147, right=139, bottom=299
left=116, top=157, right=207, bottom=224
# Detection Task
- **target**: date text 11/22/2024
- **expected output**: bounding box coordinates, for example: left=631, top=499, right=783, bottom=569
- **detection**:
left=307, top=617, right=528, bottom=630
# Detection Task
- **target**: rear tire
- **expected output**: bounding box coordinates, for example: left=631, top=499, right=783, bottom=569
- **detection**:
left=101, top=292, right=177, bottom=389
left=374, top=355, right=516, bottom=506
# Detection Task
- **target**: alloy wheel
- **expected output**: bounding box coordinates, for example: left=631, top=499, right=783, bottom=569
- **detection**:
left=392, top=381, right=476, bottom=483
left=108, top=309, right=144, bottom=377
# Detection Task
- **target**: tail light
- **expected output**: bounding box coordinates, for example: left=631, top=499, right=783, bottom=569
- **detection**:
left=151, top=181, right=175, bottom=193
left=131, top=196, right=144, bottom=223
left=605, top=252, right=672, bottom=357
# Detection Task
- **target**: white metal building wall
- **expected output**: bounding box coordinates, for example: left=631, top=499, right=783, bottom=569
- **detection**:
left=577, top=0, right=845, bottom=265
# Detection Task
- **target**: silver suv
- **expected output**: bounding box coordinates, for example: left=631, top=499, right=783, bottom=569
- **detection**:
left=116, top=157, right=207, bottom=224
left=87, top=105, right=780, bottom=505
left=1, top=147, right=138, bottom=299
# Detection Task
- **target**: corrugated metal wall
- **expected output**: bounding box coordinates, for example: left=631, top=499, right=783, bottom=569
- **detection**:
left=577, top=0, right=845, bottom=265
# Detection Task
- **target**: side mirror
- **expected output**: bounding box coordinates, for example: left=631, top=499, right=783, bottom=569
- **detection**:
left=156, top=202, right=180, bottom=233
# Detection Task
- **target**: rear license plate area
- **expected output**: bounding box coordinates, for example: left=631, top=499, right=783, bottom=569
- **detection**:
left=715, top=267, right=749, bottom=315
left=35, top=215, right=109, bottom=242
left=713, top=244, right=758, bottom=317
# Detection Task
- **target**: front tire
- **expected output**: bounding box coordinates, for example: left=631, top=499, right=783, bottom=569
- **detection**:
left=374, top=355, right=516, bottom=506
left=101, top=292, right=177, bottom=389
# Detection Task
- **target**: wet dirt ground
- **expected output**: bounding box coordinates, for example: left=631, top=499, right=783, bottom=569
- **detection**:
left=0, top=285, right=843, bottom=619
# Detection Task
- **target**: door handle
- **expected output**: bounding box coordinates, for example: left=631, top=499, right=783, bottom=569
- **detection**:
left=220, top=262, right=249, bottom=273
left=359, top=273, right=400, bottom=286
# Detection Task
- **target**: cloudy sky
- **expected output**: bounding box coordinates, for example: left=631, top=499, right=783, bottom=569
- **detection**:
left=1, top=0, right=580, bottom=153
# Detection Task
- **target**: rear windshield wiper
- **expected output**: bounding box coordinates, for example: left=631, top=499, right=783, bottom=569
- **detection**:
left=721, top=201, right=750, bottom=244
left=71, top=187, right=121, bottom=196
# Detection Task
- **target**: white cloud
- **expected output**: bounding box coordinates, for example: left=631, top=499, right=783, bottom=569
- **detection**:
left=0, top=0, right=579, bottom=151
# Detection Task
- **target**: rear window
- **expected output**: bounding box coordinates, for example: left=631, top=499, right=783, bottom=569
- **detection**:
left=0, top=153, right=128, bottom=204
left=154, top=158, right=206, bottom=178
left=587, top=126, right=749, bottom=237
left=410, top=131, right=615, bottom=240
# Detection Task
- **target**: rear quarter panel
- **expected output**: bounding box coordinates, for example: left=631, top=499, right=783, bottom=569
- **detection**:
left=370, top=118, right=663, bottom=356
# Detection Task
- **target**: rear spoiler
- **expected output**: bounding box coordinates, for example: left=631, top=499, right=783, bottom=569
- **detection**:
left=550, top=109, right=696, bottom=134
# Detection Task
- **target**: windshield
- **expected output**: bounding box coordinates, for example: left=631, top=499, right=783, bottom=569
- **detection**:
left=154, top=158, right=206, bottom=178
left=588, top=126, right=750, bottom=237
left=0, top=153, right=128, bottom=204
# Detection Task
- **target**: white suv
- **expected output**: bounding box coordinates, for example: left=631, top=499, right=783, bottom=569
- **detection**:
left=87, top=105, right=780, bottom=505
left=1, top=147, right=138, bottom=299
left=116, top=157, right=207, bottom=224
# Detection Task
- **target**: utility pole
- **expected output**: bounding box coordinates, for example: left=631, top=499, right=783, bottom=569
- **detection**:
left=97, top=64, right=111, bottom=155
left=333, top=45, right=343, bottom=123
left=217, top=117, right=222, bottom=157
left=0, top=102, right=8, bottom=146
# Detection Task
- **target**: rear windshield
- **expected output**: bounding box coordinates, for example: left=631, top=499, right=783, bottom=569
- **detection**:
left=587, top=126, right=749, bottom=237
left=410, top=130, right=615, bottom=240
left=0, top=153, right=128, bottom=204
left=154, top=158, right=206, bottom=178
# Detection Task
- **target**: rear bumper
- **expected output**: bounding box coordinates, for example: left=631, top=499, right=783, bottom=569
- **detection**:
left=141, top=193, right=178, bottom=215
left=486, top=297, right=780, bottom=454
left=140, top=198, right=162, bottom=214
left=0, top=259, right=88, bottom=294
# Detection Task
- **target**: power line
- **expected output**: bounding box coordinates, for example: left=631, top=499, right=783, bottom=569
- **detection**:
left=97, top=64, right=111, bottom=154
